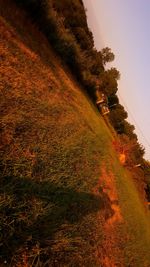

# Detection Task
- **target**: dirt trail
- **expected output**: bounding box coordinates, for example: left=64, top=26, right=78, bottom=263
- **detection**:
left=94, top=165, right=124, bottom=267
left=102, top=168, right=122, bottom=227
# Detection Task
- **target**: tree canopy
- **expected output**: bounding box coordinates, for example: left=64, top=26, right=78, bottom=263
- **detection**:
left=101, top=47, right=115, bottom=64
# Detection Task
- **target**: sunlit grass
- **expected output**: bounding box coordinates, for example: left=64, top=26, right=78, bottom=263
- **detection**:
left=0, top=1, right=150, bottom=266
left=110, top=156, right=150, bottom=266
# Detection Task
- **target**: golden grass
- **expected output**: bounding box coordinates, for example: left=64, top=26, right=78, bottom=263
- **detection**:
left=1, top=2, right=150, bottom=266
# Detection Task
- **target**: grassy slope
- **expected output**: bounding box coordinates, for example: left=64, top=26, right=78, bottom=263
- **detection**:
left=0, top=2, right=150, bottom=266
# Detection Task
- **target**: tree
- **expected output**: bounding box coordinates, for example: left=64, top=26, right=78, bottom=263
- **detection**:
left=107, top=67, right=120, bottom=80
left=100, top=47, right=115, bottom=65
left=109, top=104, right=128, bottom=133
left=108, top=94, right=119, bottom=108
left=143, top=161, right=150, bottom=201
left=123, top=120, right=137, bottom=140
left=85, top=49, right=104, bottom=76
left=100, top=70, right=118, bottom=96
left=73, top=27, right=94, bottom=50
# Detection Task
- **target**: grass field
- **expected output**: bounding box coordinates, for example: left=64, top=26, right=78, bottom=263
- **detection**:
left=0, top=1, right=150, bottom=266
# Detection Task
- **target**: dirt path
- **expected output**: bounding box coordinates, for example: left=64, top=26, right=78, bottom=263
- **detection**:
left=94, top=166, right=124, bottom=267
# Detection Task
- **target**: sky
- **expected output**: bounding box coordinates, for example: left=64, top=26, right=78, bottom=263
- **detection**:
left=83, top=0, right=150, bottom=160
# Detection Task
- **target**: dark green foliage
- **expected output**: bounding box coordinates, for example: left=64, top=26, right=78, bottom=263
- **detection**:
left=73, top=27, right=94, bottom=50
left=54, top=0, right=89, bottom=29
left=145, top=184, right=150, bottom=201
left=88, top=49, right=104, bottom=75
left=14, top=0, right=49, bottom=23
left=107, top=67, right=120, bottom=80
left=100, top=70, right=118, bottom=96
left=109, top=104, right=128, bottom=133
left=123, top=120, right=137, bottom=140
left=108, top=94, right=119, bottom=107
left=101, top=47, right=115, bottom=64
left=142, top=161, right=150, bottom=201
left=132, top=142, right=145, bottom=162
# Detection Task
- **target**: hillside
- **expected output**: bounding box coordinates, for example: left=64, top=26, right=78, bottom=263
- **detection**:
left=1, top=1, right=150, bottom=266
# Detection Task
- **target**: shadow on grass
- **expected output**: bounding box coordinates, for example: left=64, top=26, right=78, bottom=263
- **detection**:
left=0, top=175, right=113, bottom=264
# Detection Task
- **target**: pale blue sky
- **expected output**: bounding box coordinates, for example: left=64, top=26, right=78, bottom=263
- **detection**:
left=83, top=0, right=150, bottom=160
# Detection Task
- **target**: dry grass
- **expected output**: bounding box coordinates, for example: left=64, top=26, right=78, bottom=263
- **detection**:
left=95, top=165, right=125, bottom=267
left=0, top=4, right=110, bottom=266
left=1, top=1, right=150, bottom=266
